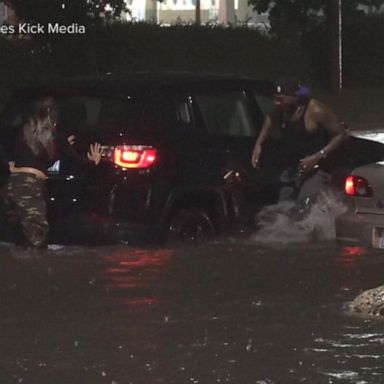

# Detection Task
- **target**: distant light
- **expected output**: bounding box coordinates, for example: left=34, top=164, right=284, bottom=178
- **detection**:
left=105, top=3, right=113, bottom=12
left=62, top=3, right=65, bottom=9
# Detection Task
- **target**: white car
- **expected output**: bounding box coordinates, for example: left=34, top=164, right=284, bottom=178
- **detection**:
left=336, top=130, right=384, bottom=248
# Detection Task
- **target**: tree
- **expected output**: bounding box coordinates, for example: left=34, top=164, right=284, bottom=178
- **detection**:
left=249, top=0, right=323, bottom=40
left=358, top=0, right=383, bottom=12
left=247, top=0, right=380, bottom=40
left=5, top=0, right=128, bottom=25
left=6, top=0, right=171, bottom=25
left=248, top=0, right=382, bottom=89
left=195, top=0, right=201, bottom=25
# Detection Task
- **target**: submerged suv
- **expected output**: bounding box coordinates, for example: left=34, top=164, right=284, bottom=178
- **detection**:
left=0, top=74, right=383, bottom=244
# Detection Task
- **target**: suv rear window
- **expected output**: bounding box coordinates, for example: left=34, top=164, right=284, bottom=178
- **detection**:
left=0, top=94, right=145, bottom=134
left=59, top=96, right=144, bottom=137
left=0, top=92, right=199, bottom=149
left=194, top=90, right=256, bottom=137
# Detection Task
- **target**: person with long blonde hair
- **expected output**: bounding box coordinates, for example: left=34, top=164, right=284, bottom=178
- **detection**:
left=1, top=97, right=101, bottom=249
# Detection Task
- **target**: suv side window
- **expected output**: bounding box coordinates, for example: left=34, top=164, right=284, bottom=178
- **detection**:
left=0, top=98, right=25, bottom=133
left=175, top=97, right=194, bottom=127
left=194, top=90, right=256, bottom=137
left=253, top=92, right=274, bottom=118
left=141, top=94, right=196, bottom=135
left=0, top=96, right=36, bottom=159
left=252, top=90, right=283, bottom=140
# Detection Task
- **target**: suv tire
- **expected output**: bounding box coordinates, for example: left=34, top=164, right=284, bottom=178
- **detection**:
left=168, top=208, right=216, bottom=243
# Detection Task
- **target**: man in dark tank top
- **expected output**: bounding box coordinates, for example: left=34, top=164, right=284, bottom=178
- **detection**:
left=251, top=79, right=349, bottom=214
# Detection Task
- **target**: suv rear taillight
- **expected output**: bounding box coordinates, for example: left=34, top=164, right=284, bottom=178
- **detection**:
left=345, top=175, right=373, bottom=197
left=112, top=145, right=157, bottom=169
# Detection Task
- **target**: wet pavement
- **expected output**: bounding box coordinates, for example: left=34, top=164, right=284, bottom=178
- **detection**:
left=1, top=235, right=384, bottom=384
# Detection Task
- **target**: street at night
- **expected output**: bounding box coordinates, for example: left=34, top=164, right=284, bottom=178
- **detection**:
left=1, top=230, right=384, bottom=383
left=1, top=1, right=384, bottom=383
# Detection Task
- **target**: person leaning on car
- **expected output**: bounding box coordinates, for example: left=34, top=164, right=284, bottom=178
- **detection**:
left=0, top=96, right=102, bottom=250
left=251, top=79, right=349, bottom=209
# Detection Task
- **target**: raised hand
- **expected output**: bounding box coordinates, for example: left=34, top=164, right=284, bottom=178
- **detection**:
left=87, top=143, right=102, bottom=165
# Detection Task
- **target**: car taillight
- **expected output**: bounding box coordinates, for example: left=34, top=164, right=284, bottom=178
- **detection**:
left=113, top=145, right=157, bottom=169
left=345, top=175, right=373, bottom=197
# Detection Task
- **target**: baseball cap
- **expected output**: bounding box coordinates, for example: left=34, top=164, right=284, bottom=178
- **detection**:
left=274, top=79, right=310, bottom=98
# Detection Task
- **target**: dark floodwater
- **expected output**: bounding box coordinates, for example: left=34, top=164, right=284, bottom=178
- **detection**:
left=1, top=237, right=384, bottom=384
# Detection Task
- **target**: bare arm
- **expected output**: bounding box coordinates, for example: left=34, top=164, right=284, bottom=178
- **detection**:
left=315, top=100, right=349, bottom=157
left=299, top=100, right=348, bottom=172
left=251, top=115, right=273, bottom=168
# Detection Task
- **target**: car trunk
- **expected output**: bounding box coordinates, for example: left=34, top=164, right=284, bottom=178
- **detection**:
left=352, top=162, right=384, bottom=215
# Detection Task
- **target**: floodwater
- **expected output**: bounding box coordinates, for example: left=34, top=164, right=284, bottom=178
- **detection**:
left=1, top=193, right=384, bottom=384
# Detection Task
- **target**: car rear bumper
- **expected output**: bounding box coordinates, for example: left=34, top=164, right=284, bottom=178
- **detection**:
left=335, top=210, right=384, bottom=248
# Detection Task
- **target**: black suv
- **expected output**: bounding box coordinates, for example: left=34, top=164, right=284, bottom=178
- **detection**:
left=0, top=74, right=383, bottom=244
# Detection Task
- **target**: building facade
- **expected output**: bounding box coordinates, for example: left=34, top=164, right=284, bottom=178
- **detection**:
left=1, top=1, right=383, bottom=27
left=0, top=0, right=268, bottom=28
left=126, top=0, right=268, bottom=26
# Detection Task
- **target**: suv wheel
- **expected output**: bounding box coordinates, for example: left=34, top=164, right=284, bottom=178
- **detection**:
left=168, top=209, right=216, bottom=243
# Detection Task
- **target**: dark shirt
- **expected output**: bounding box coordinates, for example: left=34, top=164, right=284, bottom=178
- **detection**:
left=13, top=130, right=92, bottom=172
left=271, top=98, right=328, bottom=167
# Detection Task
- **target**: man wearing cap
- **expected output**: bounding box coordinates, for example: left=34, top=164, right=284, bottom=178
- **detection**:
left=251, top=79, right=349, bottom=212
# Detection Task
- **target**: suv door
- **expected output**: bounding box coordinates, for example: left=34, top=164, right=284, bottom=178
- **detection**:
left=191, top=85, right=283, bottom=225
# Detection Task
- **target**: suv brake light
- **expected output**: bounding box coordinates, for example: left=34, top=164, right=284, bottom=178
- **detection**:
left=345, top=175, right=373, bottom=197
left=113, top=145, right=157, bottom=169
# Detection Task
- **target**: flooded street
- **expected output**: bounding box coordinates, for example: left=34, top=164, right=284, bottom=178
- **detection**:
left=1, top=233, right=384, bottom=384
left=1, top=194, right=384, bottom=384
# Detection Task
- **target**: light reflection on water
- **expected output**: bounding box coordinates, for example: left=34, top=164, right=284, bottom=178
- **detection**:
left=1, top=221, right=384, bottom=382
left=101, top=248, right=174, bottom=308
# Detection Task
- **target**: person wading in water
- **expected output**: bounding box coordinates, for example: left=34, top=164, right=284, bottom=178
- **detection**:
left=0, top=97, right=102, bottom=250
left=251, top=79, right=349, bottom=214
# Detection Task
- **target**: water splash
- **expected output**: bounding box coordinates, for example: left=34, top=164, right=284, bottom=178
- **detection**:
left=251, top=190, right=348, bottom=245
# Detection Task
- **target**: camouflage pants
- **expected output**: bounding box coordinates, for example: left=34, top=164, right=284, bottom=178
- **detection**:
left=0, top=173, right=49, bottom=248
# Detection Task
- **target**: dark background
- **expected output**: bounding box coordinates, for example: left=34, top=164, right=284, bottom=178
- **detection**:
left=0, top=10, right=383, bottom=128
